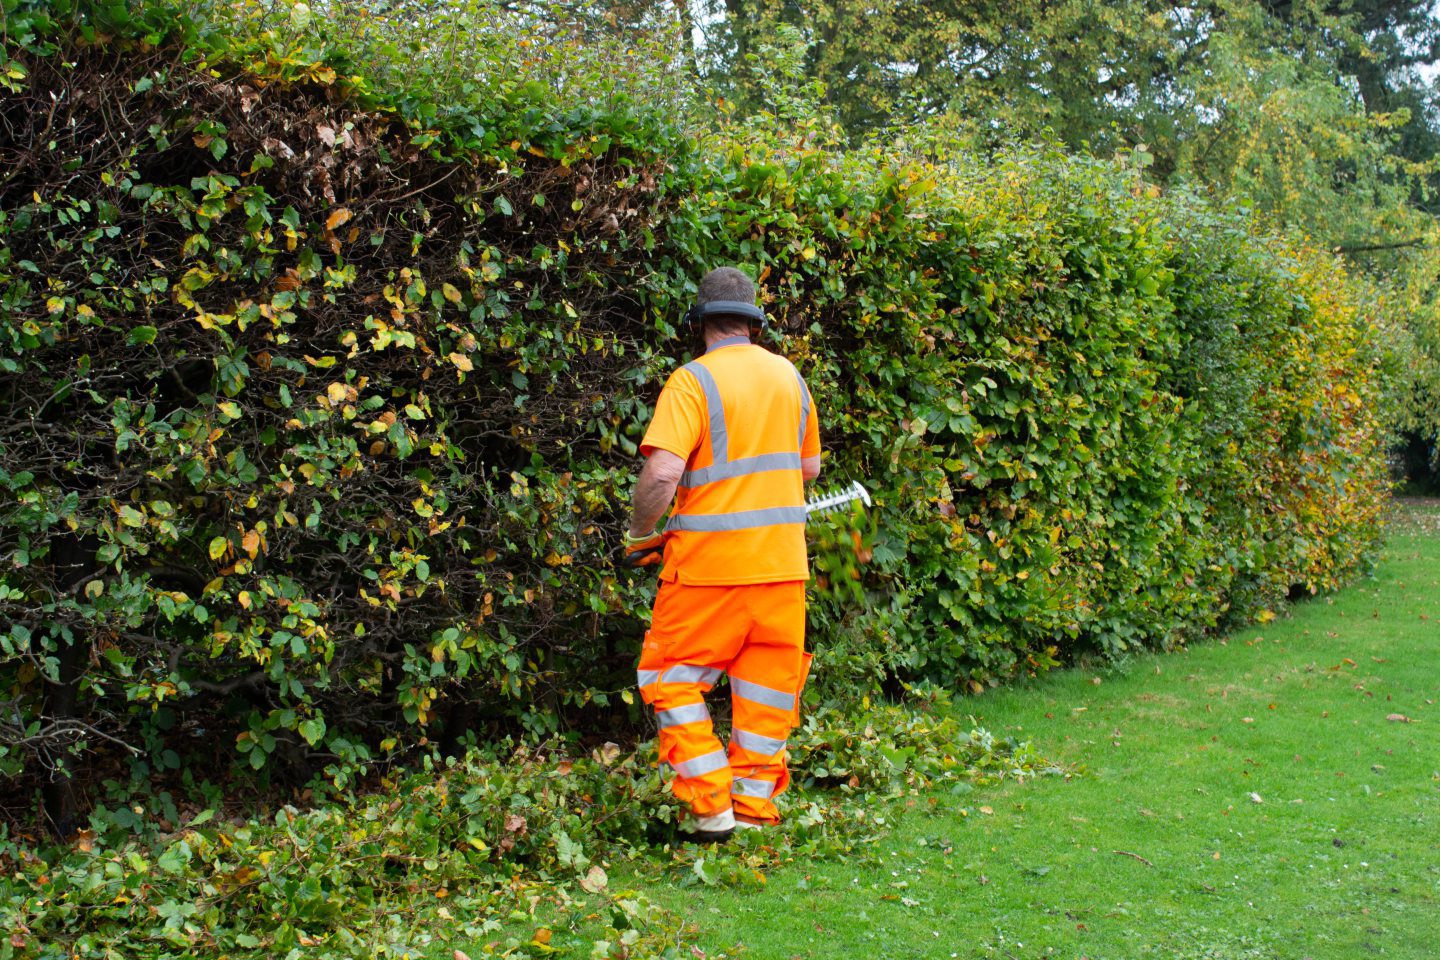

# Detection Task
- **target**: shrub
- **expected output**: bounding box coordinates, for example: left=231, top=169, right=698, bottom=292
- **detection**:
left=0, top=0, right=1403, bottom=833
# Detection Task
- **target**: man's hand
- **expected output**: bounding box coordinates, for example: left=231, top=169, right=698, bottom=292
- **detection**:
left=619, top=529, right=665, bottom=569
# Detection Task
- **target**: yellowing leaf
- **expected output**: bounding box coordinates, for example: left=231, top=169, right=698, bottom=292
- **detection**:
left=208, top=536, right=229, bottom=561
left=327, top=382, right=347, bottom=403
left=442, top=283, right=462, bottom=303
left=325, top=208, right=352, bottom=231
left=242, top=530, right=260, bottom=559
left=448, top=352, right=473, bottom=372
left=579, top=865, right=608, bottom=894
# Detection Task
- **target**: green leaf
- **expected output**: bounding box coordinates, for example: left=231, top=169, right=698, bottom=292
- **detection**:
left=298, top=717, right=326, bottom=746
left=128, top=325, right=158, bottom=345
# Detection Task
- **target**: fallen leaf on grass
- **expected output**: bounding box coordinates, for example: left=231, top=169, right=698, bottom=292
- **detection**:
left=1386, top=714, right=1413, bottom=723
left=1249, top=792, right=1264, bottom=804
left=579, top=865, right=608, bottom=894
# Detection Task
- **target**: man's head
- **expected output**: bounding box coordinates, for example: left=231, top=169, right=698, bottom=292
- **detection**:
left=695, top=267, right=759, bottom=338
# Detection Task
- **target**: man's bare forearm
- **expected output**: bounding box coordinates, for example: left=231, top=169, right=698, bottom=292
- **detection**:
left=629, top=451, right=685, bottom=536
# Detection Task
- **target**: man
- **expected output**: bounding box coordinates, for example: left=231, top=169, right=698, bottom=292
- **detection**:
left=621, top=266, right=822, bottom=842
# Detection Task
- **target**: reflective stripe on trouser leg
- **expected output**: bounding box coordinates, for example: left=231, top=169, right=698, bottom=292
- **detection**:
left=673, top=748, right=729, bottom=779
left=657, top=701, right=710, bottom=730
left=730, top=675, right=795, bottom=712
left=732, top=727, right=786, bottom=756
left=732, top=776, right=776, bottom=799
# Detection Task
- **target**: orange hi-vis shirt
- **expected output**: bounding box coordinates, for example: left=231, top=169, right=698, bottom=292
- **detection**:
left=641, top=337, right=821, bottom=585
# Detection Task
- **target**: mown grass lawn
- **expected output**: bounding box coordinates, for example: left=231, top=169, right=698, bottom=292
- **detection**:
left=615, top=506, right=1439, bottom=960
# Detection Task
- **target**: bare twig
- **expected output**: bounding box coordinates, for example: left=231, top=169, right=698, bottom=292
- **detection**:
left=1113, top=849, right=1154, bottom=866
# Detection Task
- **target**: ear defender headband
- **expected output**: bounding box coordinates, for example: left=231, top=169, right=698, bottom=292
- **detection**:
left=684, top=300, right=767, bottom=332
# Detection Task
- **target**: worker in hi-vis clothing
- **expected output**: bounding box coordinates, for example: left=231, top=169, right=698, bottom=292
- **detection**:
left=620, top=266, right=822, bottom=843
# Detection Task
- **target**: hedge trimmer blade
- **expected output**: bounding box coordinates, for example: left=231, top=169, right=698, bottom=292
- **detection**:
left=805, top=481, right=871, bottom=519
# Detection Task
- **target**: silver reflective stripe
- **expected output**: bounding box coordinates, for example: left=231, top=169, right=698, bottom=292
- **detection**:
left=667, top=506, right=807, bottom=532
left=673, top=748, right=729, bottom=779
left=682, top=452, right=802, bottom=487
left=657, top=702, right=711, bottom=729
left=732, top=727, right=787, bottom=756
left=732, top=776, right=775, bottom=799
left=637, top=669, right=660, bottom=688
left=707, top=335, right=750, bottom=352
left=682, top=361, right=728, bottom=465
left=730, top=675, right=795, bottom=711
left=795, top=369, right=810, bottom=449
left=663, top=664, right=723, bottom=686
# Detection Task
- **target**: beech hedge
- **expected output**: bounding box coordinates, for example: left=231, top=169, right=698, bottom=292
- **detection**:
left=0, top=1, right=1401, bottom=826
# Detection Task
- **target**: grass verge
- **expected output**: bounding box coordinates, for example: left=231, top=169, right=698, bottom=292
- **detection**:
left=597, top=510, right=1439, bottom=959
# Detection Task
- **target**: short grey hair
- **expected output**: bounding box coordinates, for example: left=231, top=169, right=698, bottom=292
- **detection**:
left=696, top=267, right=757, bottom=335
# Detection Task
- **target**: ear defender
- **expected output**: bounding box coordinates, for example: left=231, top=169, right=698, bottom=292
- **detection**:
left=688, top=300, right=768, bottom=332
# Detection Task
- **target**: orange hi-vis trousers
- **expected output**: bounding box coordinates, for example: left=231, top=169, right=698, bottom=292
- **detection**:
left=636, top=580, right=812, bottom=825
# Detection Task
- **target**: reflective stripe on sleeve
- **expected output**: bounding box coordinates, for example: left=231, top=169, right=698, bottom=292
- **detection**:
left=681, top=452, right=802, bottom=488
left=656, top=702, right=711, bottom=729
left=637, top=669, right=661, bottom=688
left=663, top=664, right=723, bottom=686
left=732, top=727, right=787, bottom=756
left=732, top=776, right=775, bottom=799
left=729, top=675, right=795, bottom=711
left=667, top=506, right=807, bottom=532
left=673, top=748, right=730, bottom=779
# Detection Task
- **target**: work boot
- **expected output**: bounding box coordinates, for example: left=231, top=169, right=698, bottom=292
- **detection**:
left=682, top=808, right=735, bottom=844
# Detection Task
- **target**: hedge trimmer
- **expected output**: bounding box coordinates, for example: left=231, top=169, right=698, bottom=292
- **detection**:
left=805, top=480, right=872, bottom=517
left=806, top=481, right=877, bottom=601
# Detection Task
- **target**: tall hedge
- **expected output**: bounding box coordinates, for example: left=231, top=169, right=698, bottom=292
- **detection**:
left=0, top=1, right=1400, bottom=831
